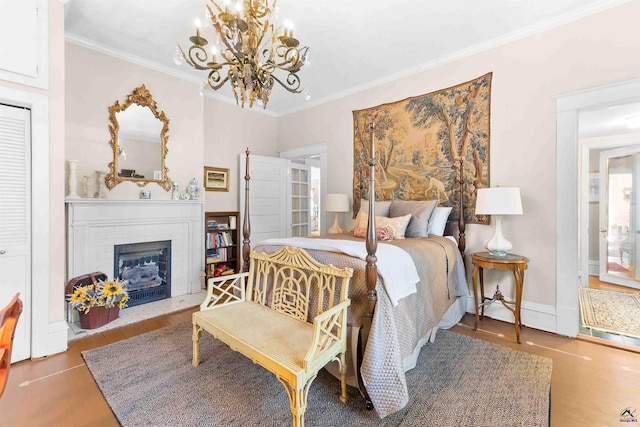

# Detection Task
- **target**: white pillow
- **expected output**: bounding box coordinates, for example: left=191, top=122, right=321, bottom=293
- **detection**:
left=427, top=207, right=453, bottom=236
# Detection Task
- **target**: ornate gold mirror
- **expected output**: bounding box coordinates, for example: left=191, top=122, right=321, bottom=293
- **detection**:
left=105, top=85, right=172, bottom=190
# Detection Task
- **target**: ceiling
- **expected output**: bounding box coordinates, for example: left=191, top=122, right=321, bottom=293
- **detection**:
left=64, top=0, right=631, bottom=117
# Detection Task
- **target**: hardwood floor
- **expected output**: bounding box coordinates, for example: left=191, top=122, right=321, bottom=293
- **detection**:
left=2, top=310, right=639, bottom=426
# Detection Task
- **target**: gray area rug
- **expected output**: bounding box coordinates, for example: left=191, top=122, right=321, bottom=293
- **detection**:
left=82, top=322, right=552, bottom=426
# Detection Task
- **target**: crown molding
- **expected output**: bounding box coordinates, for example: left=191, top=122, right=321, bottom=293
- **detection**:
left=278, top=0, right=631, bottom=116
left=66, top=0, right=630, bottom=118
left=65, top=32, right=280, bottom=116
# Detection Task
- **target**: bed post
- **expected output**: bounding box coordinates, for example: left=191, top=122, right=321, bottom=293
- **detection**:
left=357, top=117, right=378, bottom=410
left=457, top=157, right=466, bottom=254
left=242, top=148, right=251, bottom=272
left=364, top=118, right=378, bottom=317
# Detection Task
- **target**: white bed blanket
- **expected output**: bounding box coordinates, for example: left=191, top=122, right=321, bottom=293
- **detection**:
left=256, top=237, right=420, bottom=306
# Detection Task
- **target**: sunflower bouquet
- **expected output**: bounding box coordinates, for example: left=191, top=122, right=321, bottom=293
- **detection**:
left=67, top=278, right=129, bottom=313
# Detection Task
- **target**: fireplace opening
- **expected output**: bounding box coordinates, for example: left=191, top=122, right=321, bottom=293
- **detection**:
left=114, top=240, right=171, bottom=307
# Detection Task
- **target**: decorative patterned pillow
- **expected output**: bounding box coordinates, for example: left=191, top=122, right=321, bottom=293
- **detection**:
left=378, top=214, right=412, bottom=239
left=353, top=225, right=393, bottom=241
left=353, top=209, right=368, bottom=231
left=353, top=212, right=411, bottom=240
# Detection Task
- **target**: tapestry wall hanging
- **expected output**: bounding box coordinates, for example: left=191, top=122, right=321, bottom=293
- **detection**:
left=352, top=72, right=492, bottom=224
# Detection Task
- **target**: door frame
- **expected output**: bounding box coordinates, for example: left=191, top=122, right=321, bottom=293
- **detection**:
left=0, top=85, right=51, bottom=359
left=279, top=143, right=328, bottom=233
left=597, top=144, right=640, bottom=288
left=580, top=137, right=640, bottom=289
left=556, top=77, right=640, bottom=337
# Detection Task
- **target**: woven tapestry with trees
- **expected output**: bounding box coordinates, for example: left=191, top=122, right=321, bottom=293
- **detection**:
left=352, top=72, right=491, bottom=224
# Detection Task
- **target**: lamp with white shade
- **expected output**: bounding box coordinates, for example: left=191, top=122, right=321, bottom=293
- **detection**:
left=475, top=187, right=523, bottom=256
left=324, top=193, right=350, bottom=234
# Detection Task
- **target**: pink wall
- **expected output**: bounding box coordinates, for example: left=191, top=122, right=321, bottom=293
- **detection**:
left=65, top=43, right=278, bottom=211
left=202, top=96, right=278, bottom=212
left=66, top=43, right=204, bottom=200
left=276, top=1, right=640, bottom=308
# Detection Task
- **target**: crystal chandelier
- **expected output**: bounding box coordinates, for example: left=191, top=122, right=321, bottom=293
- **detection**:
left=176, top=0, right=309, bottom=109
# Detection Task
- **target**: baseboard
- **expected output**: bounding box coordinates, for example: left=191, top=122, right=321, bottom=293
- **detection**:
left=39, top=320, right=69, bottom=358
left=555, top=304, right=580, bottom=337
left=588, top=260, right=599, bottom=276
left=465, top=295, right=557, bottom=334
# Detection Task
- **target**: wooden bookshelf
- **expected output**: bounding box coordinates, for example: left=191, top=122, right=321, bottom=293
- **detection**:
left=204, top=211, right=240, bottom=281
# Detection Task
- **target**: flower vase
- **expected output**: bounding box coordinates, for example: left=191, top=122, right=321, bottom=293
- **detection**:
left=78, top=306, right=120, bottom=329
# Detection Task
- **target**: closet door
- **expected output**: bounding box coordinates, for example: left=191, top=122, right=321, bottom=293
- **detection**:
left=0, top=103, right=31, bottom=362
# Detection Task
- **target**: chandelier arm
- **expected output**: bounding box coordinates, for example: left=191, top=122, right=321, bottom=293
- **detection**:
left=207, top=71, right=230, bottom=90
left=185, top=45, right=216, bottom=70
left=273, top=45, right=304, bottom=70
left=270, top=72, right=301, bottom=93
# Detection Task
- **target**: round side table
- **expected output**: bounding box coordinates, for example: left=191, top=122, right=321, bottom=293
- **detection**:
left=470, top=252, right=529, bottom=343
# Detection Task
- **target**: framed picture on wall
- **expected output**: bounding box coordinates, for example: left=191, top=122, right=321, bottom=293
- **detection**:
left=204, top=166, right=229, bottom=192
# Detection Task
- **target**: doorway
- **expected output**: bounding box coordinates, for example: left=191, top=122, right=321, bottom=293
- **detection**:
left=556, top=77, right=640, bottom=338
left=579, top=104, right=640, bottom=348
left=279, top=143, right=328, bottom=234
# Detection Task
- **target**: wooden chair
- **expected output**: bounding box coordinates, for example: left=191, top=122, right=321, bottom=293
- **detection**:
left=0, top=293, right=23, bottom=398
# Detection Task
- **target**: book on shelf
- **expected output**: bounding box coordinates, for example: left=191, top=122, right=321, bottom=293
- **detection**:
left=208, top=263, right=235, bottom=277
left=207, top=220, right=229, bottom=230
left=206, top=231, right=234, bottom=249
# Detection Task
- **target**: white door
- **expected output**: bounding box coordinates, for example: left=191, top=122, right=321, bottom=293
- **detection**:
left=0, top=103, right=31, bottom=361
left=239, top=154, right=288, bottom=252
left=288, top=163, right=312, bottom=237
left=599, top=145, right=640, bottom=289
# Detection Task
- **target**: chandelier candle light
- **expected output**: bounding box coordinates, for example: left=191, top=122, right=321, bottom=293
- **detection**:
left=475, top=187, right=523, bottom=256
left=324, top=193, right=350, bottom=234
left=176, top=0, right=310, bottom=108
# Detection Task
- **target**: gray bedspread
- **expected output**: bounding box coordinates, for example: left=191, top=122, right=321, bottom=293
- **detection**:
left=253, top=234, right=468, bottom=418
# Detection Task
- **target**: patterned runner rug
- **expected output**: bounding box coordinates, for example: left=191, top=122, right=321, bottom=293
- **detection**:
left=83, top=322, right=552, bottom=426
left=579, top=287, right=640, bottom=339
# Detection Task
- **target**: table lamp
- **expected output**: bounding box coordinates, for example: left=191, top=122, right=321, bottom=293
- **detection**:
left=475, top=187, right=523, bottom=256
left=324, top=193, right=350, bottom=234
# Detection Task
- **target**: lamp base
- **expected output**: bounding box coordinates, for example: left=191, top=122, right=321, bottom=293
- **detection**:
left=328, top=212, right=343, bottom=234
left=488, top=250, right=509, bottom=257
left=484, top=215, right=513, bottom=256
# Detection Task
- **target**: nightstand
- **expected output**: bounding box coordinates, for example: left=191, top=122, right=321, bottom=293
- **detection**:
left=470, top=252, right=529, bottom=343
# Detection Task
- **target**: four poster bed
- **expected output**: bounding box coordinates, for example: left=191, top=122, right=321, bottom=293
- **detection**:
left=239, top=120, right=470, bottom=418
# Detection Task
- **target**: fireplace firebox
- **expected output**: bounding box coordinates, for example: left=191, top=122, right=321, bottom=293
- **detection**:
left=114, top=240, right=171, bottom=307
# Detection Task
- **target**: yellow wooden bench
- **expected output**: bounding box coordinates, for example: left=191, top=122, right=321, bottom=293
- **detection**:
left=192, top=246, right=353, bottom=427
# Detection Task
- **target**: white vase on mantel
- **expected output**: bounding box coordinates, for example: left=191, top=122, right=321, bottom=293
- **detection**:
left=96, top=171, right=108, bottom=198
left=67, top=160, right=80, bottom=199
left=84, top=175, right=96, bottom=198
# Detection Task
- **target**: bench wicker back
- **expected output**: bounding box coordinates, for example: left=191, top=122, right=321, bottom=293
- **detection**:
left=248, top=247, right=352, bottom=323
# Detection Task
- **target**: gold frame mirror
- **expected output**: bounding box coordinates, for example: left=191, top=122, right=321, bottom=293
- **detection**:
left=105, top=85, right=172, bottom=191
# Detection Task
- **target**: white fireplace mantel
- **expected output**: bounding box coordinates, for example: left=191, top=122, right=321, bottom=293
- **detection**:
left=66, top=199, right=205, bottom=297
